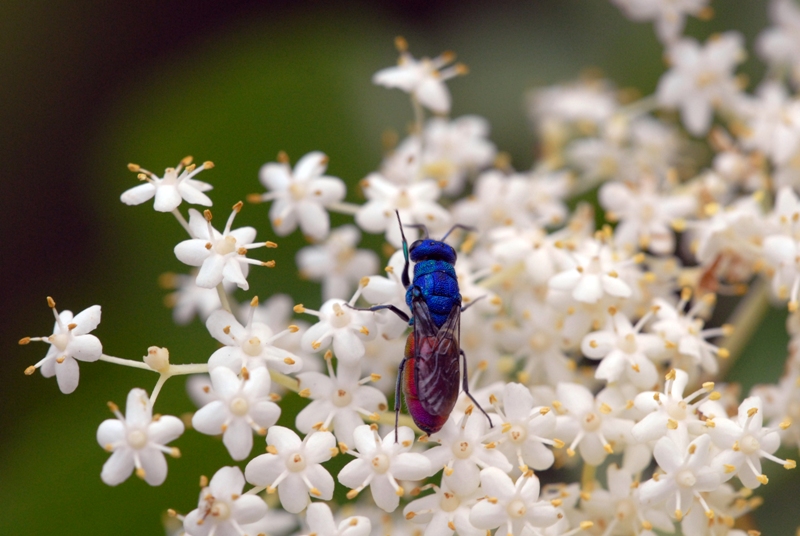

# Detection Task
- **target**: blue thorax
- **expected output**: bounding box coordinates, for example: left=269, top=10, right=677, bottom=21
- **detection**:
left=406, top=259, right=460, bottom=328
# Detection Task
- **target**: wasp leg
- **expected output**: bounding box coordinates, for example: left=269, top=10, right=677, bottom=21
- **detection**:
left=344, top=303, right=410, bottom=323
left=394, top=355, right=409, bottom=443
left=460, top=295, right=486, bottom=313
left=459, top=349, right=493, bottom=428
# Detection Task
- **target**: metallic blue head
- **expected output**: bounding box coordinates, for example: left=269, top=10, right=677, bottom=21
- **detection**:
left=409, top=239, right=457, bottom=264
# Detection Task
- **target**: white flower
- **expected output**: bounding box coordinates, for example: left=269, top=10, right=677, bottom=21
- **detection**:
left=581, top=464, right=674, bottom=535
left=183, top=466, right=268, bottom=536
left=338, top=425, right=432, bottom=512
left=206, top=299, right=302, bottom=375
left=300, top=503, right=371, bottom=536
left=299, top=295, right=377, bottom=364
left=548, top=238, right=639, bottom=304
left=610, top=0, right=711, bottom=44
left=354, top=173, right=451, bottom=248
left=160, top=270, right=233, bottom=325
left=256, top=151, right=346, bottom=240
left=245, top=427, right=336, bottom=513
left=493, top=382, right=560, bottom=473
left=295, top=359, right=387, bottom=446
left=707, top=396, right=796, bottom=489
left=756, top=0, right=800, bottom=85
left=22, top=298, right=102, bottom=394
left=424, top=412, right=510, bottom=496
left=296, top=225, right=379, bottom=301
left=192, top=367, right=280, bottom=461
left=581, top=307, right=663, bottom=389
left=599, top=178, right=696, bottom=255
left=651, top=292, right=729, bottom=376
left=419, top=115, right=497, bottom=195
left=372, top=37, right=466, bottom=114
left=638, top=434, right=723, bottom=521
left=527, top=79, right=618, bottom=130
left=96, top=388, right=184, bottom=486
left=468, top=467, right=559, bottom=535
left=403, top=481, right=484, bottom=536
left=121, top=156, right=213, bottom=212
left=656, top=33, right=745, bottom=136
left=631, top=368, right=717, bottom=444
left=174, top=204, right=274, bottom=291
left=553, top=383, right=634, bottom=466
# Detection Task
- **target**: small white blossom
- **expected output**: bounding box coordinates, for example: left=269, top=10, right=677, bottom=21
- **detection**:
left=174, top=204, right=274, bottom=291
left=631, top=368, right=717, bottom=444
left=96, top=388, right=184, bottom=486
left=354, top=173, right=451, bottom=247
left=296, top=225, right=379, bottom=301
left=492, top=383, right=560, bottom=473
left=183, top=466, right=268, bottom=536
left=338, top=425, right=432, bottom=512
left=599, top=177, right=696, bottom=255
left=553, top=383, right=634, bottom=466
left=245, top=427, right=336, bottom=513
left=581, top=463, right=674, bottom=535
left=299, top=294, right=377, bottom=364
left=581, top=307, right=663, bottom=389
left=295, top=359, right=387, bottom=446
left=192, top=367, right=280, bottom=461
left=121, top=156, right=213, bottom=212
left=468, top=467, right=559, bottom=536
left=610, top=0, right=711, bottom=44
left=23, top=299, right=102, bottom=394
left=373, top=37, right=466, bottom=114
left=708, top=396, right=796, bottom=489
left=256, top=151, right=346, bottom=240
left=657, top=33, right=745, bottom=136
left=757, top=0, right=800, bottom=86
left=424, top=411, right=510, bottom=496
left=206, top=301, right=302, bottom=375
left=548, top=238, right=639, bottom=304
left=403, top=481, right=484, bottom=536
left=300, top=503, right=371, bottom=536
left=638, top=434, right=723, bottom=521
left=651, top=292, right=729, bottom=376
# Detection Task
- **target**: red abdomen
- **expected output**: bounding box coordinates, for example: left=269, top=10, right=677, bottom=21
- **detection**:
left=402, top=333, right=449, bottom=434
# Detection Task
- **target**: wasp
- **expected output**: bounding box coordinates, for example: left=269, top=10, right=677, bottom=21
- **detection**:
left=355, top=212, right=492, bottom=438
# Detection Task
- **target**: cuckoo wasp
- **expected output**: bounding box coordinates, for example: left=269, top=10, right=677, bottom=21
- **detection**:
left=355, top=212, right=492, bottom=438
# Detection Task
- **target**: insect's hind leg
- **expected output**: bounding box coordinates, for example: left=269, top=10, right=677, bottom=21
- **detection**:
left=459, top=349, right=493, bottom=428
left=345, top=303, right=410, bottom=323
left=394, top=355, right=409, bottom=443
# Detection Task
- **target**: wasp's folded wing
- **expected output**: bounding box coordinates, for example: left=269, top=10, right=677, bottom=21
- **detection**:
left=414, top=301, right=461, bottom=417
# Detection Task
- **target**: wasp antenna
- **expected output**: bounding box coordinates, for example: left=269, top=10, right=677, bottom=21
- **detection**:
left=406, top=222, right=430, bottom=238
left=441, top=223, right=476, bottom=242
left=395, top=211, right=411, bottom=288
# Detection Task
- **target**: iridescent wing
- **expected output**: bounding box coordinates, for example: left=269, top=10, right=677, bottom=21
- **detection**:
left=411, top=295, right=461, bottom=417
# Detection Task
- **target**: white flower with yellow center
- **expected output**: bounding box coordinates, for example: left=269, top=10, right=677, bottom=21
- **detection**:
left=299, top=294, right=376, bottom=363
left=245, top=427, right=336, bottom=514
left=192, top=366, right=280, bottom=461
left=338, top=425, right=432, bottom=512
left=468, top=467, right=559, bottom=536
left=121, top=156, right=213, bottom=212
left=96, top=388, right=184, bottom=486
left=206, top=298, right=302, bottom=375
left=183, top=466, right=268, bottom=536
left=372, top=37, right=467, bottom=114
left=254, top=151, right=346, bottom=241
left=174, top=204, right=275, bottom=291
left=22, top=298, right=102, bottom=394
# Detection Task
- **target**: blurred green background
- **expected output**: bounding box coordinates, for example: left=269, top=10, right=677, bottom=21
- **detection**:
left=2, top=0, right=797, bottom=534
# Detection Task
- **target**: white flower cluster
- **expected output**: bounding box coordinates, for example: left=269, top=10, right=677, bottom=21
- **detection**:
left=19, top=1, right=800, bottom=534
